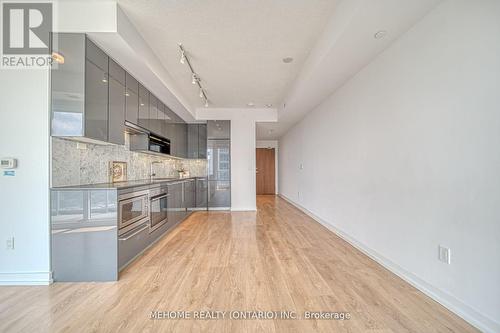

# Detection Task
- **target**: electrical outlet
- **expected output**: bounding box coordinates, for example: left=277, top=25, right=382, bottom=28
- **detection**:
left=438, top=245, right=451, bottom=264
left=299, top=163, right=304, bottom=170
left=6, top=237, right=14, bottom=250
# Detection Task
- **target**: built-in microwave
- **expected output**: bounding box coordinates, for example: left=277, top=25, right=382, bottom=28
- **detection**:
left=118, top=190, right=149, bottom=235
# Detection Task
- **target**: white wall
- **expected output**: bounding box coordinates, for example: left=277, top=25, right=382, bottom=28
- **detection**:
left=256, top=140, right=278, bottom=194
left=278, top=1, right=500, bottom=332
left=0, top=69, right=51, bottom=284
left=197, top=108, right=277, bottom=211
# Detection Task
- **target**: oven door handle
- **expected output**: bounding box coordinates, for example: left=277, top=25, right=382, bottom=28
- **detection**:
left=151, top=193, right=170, bottom=201
left=119, top=224, right=149, bottom=241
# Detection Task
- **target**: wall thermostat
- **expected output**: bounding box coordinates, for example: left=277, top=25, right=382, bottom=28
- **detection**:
left=1, top=158, right=17, bottom=169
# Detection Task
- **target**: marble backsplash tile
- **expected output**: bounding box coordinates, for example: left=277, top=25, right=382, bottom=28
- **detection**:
left=51, top=136, right=207, bottom=187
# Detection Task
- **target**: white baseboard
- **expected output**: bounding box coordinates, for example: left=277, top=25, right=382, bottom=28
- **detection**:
left=278, top=193, right=499, bottom=333
left=231, top=207, right=257, bottom=212
left=0, top=271, right=53, bottom=285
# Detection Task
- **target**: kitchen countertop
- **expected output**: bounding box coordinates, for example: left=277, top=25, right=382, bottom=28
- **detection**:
left=51, top=176, right=207, bottom=190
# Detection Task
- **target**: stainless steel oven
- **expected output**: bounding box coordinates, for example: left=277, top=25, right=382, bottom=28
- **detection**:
left=118, top=189, right=149, bottom=235
left=149, top=185, right=169, bottom=232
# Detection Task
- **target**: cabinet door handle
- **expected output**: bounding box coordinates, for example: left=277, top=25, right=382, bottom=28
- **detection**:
left=119, top=224, right=149, bottom=241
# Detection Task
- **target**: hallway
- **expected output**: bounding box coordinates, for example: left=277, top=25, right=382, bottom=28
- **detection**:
left=0, top=196, right=476, bottom=332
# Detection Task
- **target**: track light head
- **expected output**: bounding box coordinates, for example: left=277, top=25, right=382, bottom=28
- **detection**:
left=192, top=73, right=198, bottom=85
left=180, top=50, right=186, bottom=64
left=199, top=88, right=204, bottom=98
left=204, top=99, right=209, bottom=108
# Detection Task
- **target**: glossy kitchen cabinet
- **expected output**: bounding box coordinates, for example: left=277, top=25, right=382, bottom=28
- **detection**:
left=171, top=122, right=187, bottom=158
left=158, top=102, right=167, bottom=138
left=52, top=34, right=110, bottom=143
left=84, top=58, right=109, bottom=142
left=51, top=189, right=118, bottom=281
left=196, top=178, right=208, bottom=208
left=125, top=72, right=139, bottom=125
left=149, top=94, right=159, bottom=135
left=187, top=124, right=198, bottom=159
left=167, top=182, right=186, bottom=226
left=52, top=33, right=191, bottom=157
left=85, top=39, right=109, bottom=143
left=138, top=84, right=149, bottom=129
left=198, top=124, right=207, bottom=158
left=184, top=179, right=196, bottom=211
left=108, top=59, right=126, bottom=145
left=51, top=34, right=86, bottom=136
left=187, top=124, right=207, bottom=159
left=207, top=123, right=231, bottom=209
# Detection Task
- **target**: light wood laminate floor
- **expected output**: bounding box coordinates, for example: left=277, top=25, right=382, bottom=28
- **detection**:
left=0, top=196, right=477, bottom=332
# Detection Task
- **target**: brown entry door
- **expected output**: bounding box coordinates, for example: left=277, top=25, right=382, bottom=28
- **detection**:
left=256, top=148, right=275, bottom=195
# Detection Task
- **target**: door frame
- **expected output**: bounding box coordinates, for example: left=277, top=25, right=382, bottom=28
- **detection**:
left=255, top=141, right=278, bottom=195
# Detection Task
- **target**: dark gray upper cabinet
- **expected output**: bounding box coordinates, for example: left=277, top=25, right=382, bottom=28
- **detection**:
left=198, top=124, right=207, bottom=159
left=84, top=59, right=109, bottom=142
left=138, top=84, right=149, bottom=129
left=51, top=33, right=86, bottom=137
left=170, top=122, right=187, bottom=158
left=109, top=58, right=125, bottom=84
left=125, top=73, right=139, bottom=125
left=149, top=94, right=159, bottom=135
left=51, top=33, right=189, bottom=154
left=178, top=123, right=188, bottom=158
left=187, top=124, right=207, bottom=159
left=187, top=124, right=199, bottom=159
left=108, top=59, right=126, bottom=145
left=52, top=34, right=110, bottom=143
left=86, top=38, right=108, bottom=72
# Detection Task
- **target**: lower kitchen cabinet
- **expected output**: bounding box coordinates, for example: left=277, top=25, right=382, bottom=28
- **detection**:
left=196, top=178, right=208, bottom=208
left=118, top=223, right=150, bottom=270
left=208, top=180, right=231, bottom=208
left=167, top=182, right=186, bottom=225
left=51, top=179, right=200, bottom=281
left=184, top=179, right=196, bottom=211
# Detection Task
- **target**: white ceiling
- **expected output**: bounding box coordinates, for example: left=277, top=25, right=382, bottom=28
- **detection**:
left=116, top=0, right=339, bottom=109
left=256, top=0, right=443, bottom=140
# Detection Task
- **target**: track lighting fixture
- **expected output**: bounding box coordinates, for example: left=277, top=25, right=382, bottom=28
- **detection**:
left=178, top=43, right=209, bottom=107
left=179, top=49, right=186, bottom=64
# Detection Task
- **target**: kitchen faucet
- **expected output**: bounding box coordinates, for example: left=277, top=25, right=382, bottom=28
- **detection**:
left=150, top=161, right=163, bottom=181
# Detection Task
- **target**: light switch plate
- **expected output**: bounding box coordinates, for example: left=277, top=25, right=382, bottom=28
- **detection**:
left=1, top=158, right=17, bottom=169
left=438, top=245, right=451, bottom=264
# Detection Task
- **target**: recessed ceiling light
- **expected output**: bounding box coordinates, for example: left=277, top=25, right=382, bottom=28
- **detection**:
left=282, top=57, right=293, bottom=63
left=374, top=30, right=387, bottom=39
left=247, top=102, right=255, bottom=107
